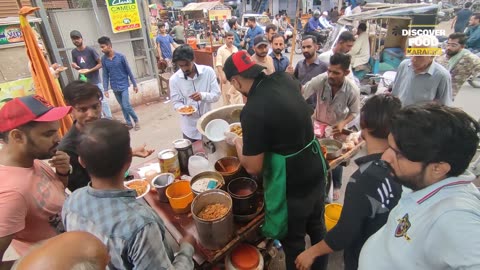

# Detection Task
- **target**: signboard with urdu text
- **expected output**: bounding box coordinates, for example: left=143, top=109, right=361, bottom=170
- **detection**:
left=106, top=0, right=142, bottom=33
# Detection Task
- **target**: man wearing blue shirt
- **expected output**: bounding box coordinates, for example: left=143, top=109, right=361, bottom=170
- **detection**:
left=98, top=36, right=140, bottom=130
left=359, top=104, right=480, bottom=270
left=466, top=14, right=480, bottom=52
left=242, top=17, right=264, bottom=55
left=304, top=10, right=324, bottom=46
left=156, top=22, right=178, bottom=73
left=270, top=34, right=290, bottom=72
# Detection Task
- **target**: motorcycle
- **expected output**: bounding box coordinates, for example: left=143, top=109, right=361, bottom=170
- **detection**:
left=292, top=28, right=331, bottom=54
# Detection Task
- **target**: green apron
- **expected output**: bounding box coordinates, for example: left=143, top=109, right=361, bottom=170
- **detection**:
left=261, top=138, right=327, bottom=239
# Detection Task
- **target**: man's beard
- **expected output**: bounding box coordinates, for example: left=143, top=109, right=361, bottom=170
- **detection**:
left=303, top=52, right=314, bottom=59
left=256, top=51, right=267, bottom=57
left=446, top=49, right=459, bottom=57
left=26, top=135, right=58, bottom=160
left=393, top=167, right=428, bottom=191
left=274, top=48, right=283, bottom=55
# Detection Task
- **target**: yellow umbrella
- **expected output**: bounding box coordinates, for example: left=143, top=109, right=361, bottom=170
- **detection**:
left=19, top=6, right=72, bottom=136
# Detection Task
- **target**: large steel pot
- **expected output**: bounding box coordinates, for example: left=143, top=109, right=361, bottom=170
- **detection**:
left=191, top=189, right=235, bottom=250
left=319, top=139, right=343, bottom=160
left=197, top=105, right=244, bottom=163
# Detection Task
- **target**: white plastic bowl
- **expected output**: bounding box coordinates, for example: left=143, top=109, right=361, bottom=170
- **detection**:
left=124, top=179, right=151, bottom=199
left=205, top=119, right=229, bottom=142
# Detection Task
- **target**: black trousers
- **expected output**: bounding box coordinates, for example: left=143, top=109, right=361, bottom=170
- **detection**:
left=283, top=184, right=328, bottom=270
left=332, top=166, right=343, bottom=189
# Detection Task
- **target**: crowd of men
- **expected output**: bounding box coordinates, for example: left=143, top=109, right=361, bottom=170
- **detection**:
left=1, top=5, right=480, bottom=270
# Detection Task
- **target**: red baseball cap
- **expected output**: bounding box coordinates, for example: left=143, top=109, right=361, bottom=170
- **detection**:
left=0, top=95, right=72, bottom=132
left=223, top=51, right=266, bottom=81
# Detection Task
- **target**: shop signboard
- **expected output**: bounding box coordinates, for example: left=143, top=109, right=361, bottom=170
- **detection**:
left=0, top=24, right=24, bottom=45
left=106, top=0, right=142, bottom=33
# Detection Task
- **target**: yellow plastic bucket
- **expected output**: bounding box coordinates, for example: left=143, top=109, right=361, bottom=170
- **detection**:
left=325, top=203, right=343, bottom=231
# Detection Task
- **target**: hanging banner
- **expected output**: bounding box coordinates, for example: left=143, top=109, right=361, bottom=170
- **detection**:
left=106, top=0, right=142, bottom=33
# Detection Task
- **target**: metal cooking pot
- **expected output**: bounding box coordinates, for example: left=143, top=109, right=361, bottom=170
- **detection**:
left=319, top=139, right=343, bottom=160
left=190, top=171, right=225, bottom=196
left=191, top=189, right=235, bottom=250
left=197, top=105, right=244, bottom=163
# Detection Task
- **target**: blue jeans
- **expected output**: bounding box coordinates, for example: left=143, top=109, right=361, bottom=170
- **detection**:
left=96, top=83, right=112, bottom=119
left=113, top=89, right=138, bottom=126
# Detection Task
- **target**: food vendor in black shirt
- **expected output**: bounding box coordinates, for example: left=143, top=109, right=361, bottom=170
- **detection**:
left=59, top=81, right=154, bottom=191
left=223, top=51, right=329, bottom=270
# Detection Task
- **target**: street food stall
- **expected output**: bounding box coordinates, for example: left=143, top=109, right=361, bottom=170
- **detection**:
left=129, top=104, right=364, bottom=268
left=180, top=1, right=231, bottom=68
left=326, top=3, right=439, bottom=75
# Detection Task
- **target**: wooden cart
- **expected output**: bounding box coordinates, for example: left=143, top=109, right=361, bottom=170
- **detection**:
left=180, top=2, right=232, bottom=68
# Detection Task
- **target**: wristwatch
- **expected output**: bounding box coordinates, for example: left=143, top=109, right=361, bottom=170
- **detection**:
left=56, top=165, right=73, bottom=177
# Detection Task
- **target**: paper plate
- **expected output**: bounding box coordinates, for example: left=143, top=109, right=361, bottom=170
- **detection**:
left=177, top=105, right=197, bottom=116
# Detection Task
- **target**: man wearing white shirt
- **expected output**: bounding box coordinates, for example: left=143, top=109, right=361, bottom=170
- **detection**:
left=349, top=23, right=370, bottom=76
left=169, top=45, right=221, bottom=141
left=265, top=24, right=278, bottom=55
left=358, top=103, right=480, bottom=270
left=319, top=11, right=333, bottom=29
left=216, top=32, right=241, bottom=105
left=223, top=19, right=230, bottom=32
left=272, top=14, right=280, bottom=28
left=165, top=21, right=170, bottom=31
left=345, top=4, right=352, bottom=16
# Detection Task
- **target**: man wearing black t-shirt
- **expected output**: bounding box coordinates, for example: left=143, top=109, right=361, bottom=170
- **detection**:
left=223, top=51, right=329, bottom=270
left=295, top=94, right=403, bottom=270
left=70, top=30, right=112, bottom=119
left=59, top=81, right=154, bottom=191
